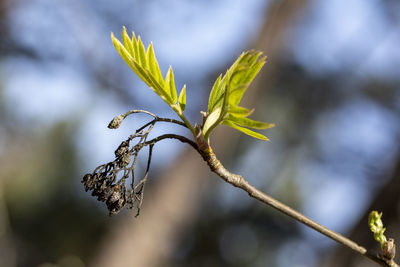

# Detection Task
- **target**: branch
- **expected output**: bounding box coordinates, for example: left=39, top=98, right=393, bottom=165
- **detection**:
left=143, top=134, right=198, bottom=150
left=108, top=109, right=187, bottom=130
left=85, top=109, right=397, bottom=266
left=197, top=147, right=398, bottom=267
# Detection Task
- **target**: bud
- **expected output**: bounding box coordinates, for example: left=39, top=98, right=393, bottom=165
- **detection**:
left=107, top=186, right=126, bottom=216
left=108, top=115, right=124, bottom=129
left=115, top=140, right=130, bottom=158
left=369, top=211, right=387, bottom=246
left=82, top=173, right=95, bottom=191
left=383, top=238, right=396, bottom=260
left=118, top=154, right=131, bottom=168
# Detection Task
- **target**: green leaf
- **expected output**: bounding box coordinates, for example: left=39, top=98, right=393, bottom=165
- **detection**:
left=146, top=42, right=164, bottom=85
left=203, top=50, right=272, bottom=141
left=137, top=36, right=147, bottom=69
left=111, top=27, right=197, bottom=135
left=227, top=105, right=254, bottom=117
left=248, top=51, right=263, bottom=65
left=178, top=84, right=186, bottom=112
left=203, top=107, right=222, bottom=138
left=207, top=51, right=265, bottom=116
left=208, top=74, right=223, bottom=113
left=225, top=114, right=275, bottom=130
left=223, top=120, right=269, bottom=141
left=229, top=57, right=265, bottom=106
left=122, top=27, right=134, bottom=56
left=111, top=33, right=149, bottom=84
left=131, top=32, right=139, bottom=61
left=111, top=28, right=175, bottom=105
left=165, top=66, right=177, bottom=104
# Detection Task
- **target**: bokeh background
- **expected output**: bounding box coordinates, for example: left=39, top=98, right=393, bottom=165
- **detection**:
left=1, top=0, right=400, bottom=266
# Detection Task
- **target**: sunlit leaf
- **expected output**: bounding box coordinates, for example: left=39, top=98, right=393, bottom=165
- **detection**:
left=165, top=66, right=177, bottom=103
left=122, top=27, right=134, bottom=56
left=146, top=42, right=164, bottom=85
left=111, top=33, right=149, bottom=84
left=208, top=74, right=223, bottom=113
left=204, top=50, right=272, bottom=141
left=131, top=31, right=139, bottom=61
left=223, top=120, right=269, bottom=141
left=137, top=36, right=147, bottom=69
left=111, top=28, right=178, bottom=106
left=225, top=114, right=275, bottom=130
left=203, top=107, right=222, bottom=138
left=178, top=84, right=186, bottom=113
left=227, top=105, right=254, bottom=117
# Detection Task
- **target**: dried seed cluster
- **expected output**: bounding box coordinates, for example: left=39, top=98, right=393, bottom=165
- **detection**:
left=82, top=122, right=155, bottom=216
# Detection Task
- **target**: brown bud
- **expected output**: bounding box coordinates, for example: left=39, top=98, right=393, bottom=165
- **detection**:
left=82, top=173, right=95, bottom=191
left=383, top=238, right=396, bottom=260
left=115, top=140, right=130, bottom=158
left=106, top=187, right=126, bottom=216
left=108, top=115, right=124, bottom=129
left=118, top=154, right=131, bottom=168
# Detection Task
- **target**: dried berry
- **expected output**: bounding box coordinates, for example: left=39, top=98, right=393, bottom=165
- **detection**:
left=106, top=186, right=126, bottom=216
left=118, top=154, right=131, bottom=168
left=115, top=140, right=130, bottom=158
left=82, top=173, right=94, bottom=191
left=83, top=120, right=155, bottom=216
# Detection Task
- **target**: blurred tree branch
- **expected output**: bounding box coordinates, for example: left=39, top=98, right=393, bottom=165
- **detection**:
left=0, top=184, right=17, bottom=267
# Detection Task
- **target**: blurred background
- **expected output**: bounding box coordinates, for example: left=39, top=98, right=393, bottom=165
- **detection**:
left=1, top=0, right=400, bottom=266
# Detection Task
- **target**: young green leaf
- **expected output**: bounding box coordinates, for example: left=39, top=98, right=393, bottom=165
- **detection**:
left=208, top=74, right=223, bottom=113
left=137, top=36, right=147, bottom=69
left=122, top=27, right=134, bottom=56
left=203, top=107, right=222, bottom=137
left=203, top=50, right=273, bottom=141
left=131, top=31, right=139, bottom=61
left=223, top=120, right=269, bottom=141
left=225, top=114, right=275, bottom=130
left=111, top=27, right=197, bottom=136
left=111, top=28, right=175, bottom=105
left=227, top=105, right=254, bottom=117
left=146, top=42, right=164, bottom=85
left=165, top=66, right=177, bottom=103
left=178, top=84, right=186, bottom=113
left=111, top=33, right=150, bottom=84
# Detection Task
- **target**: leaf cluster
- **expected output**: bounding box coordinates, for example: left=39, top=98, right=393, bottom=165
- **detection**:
left=203, top=50, right=274, bottom=140
left=111, top=27, right=186, bottom=114
left=111, top=28, right=274, bottom=142
left=369, top=211, right=387, bottom=246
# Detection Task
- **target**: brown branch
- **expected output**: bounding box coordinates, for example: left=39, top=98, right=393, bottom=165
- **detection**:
left=96, top=111, right=398, bottom=266
left=144, top=134, right=198, bottom=151
left=123, top=109, right=187, bottom=128
left=197, top=146, right=398, bottom=267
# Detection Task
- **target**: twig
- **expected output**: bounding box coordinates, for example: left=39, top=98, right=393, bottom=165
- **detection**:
left=144, top=134, right=198, bottom=150
left=197, top=147, right=398, bottom=267
left=88, top=109, right=398, bottom=266
left=123, top=110, right=187, bottom=128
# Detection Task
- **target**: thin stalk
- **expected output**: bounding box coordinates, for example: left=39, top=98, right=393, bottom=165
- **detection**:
left=172, top=106, right=196, bottom=136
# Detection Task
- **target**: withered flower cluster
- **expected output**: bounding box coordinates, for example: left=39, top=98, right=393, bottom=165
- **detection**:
left=82, top=121, right=155, bottom=216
